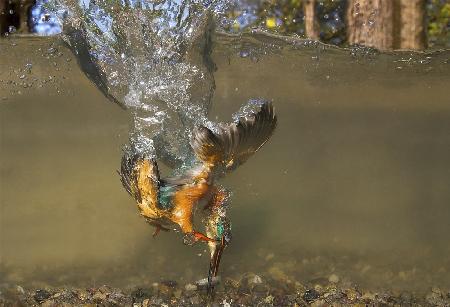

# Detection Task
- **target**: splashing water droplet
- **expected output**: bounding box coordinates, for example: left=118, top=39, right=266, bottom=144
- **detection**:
left=42, top=0, right=235, bottom=164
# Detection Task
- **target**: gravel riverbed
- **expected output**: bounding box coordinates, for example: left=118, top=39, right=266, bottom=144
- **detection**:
left=1, top=272, right=449, bottom=306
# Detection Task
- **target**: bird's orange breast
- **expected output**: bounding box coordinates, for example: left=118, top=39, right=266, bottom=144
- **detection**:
left=171, top=180, right=210, bottom=233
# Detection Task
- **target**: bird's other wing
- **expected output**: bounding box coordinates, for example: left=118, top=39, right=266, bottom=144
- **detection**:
left=119, top=149, right=161, bottom=218
left=191, top=101, right=277, bottom=173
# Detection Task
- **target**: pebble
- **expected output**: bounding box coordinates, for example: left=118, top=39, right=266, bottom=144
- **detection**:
left=264, top=295, right=274, bottom=304
left=190, top=294, right=201, bottom=305
left=185, top=283, right=197, bottom=291
left=249, top=274, right=263, bottom=285
left=157, top=284, right=170, bottom=295
left=314, top=284, right=323, bottom=294
left=16, top=285, right=24, bottom=294
left=303, top=289, right=320, bottom=303
left=34, top=289, right=51, bottom=303
left=246, top=273, right=266, bottom=293
left=195, top=276, right=220, bottom=288
left=268, top=266, right=288, bottom=281
left=322, top=285, right=338, bottom=299
left=52, top=292, right=61, bottom=298
left=98, top=285, right=111, bottom=294
left=92, top=290, right=107, bottom=301
left=344, top=288, right=360, bottom=302
left=361, top=291, right=376, bottom=301
left=222, top=299, right=231, bottom=307
left=328, top=274, right=340, bottom=283
left=77, top=289, right=89, bottom=301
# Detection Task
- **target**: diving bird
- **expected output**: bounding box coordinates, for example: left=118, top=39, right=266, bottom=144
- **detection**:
left=119, top=101, right=277, bottom=291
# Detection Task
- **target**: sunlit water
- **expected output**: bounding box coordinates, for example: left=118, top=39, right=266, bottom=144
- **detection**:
left=1, top=31, right=450, bottom=294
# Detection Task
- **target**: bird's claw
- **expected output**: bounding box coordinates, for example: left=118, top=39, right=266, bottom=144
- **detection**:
left=183, top=231, right=215, bottom=245
left=152, top=227, right=161, bottom=237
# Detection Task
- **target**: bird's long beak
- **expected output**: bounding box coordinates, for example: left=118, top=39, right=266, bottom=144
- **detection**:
left=207, top=236, right=226, bottom=294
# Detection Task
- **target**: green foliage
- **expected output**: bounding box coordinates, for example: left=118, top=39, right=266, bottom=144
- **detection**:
left=253, top=0, right=346, bottom=44
left=255, top=0, right=305, bottom=35
left=427, top=0, right=450, bottom=48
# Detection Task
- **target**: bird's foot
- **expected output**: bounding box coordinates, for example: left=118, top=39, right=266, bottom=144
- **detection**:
left=194, top=231, right=216, bottom=242
left=148, top=222, right=170, bottom=238
left=152, top=226, right=161, bottom=237
left=183, top=231, right=216, bottom=245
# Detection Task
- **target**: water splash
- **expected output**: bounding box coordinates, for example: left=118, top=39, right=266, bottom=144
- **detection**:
left=44, top=0, right=233, bottom=165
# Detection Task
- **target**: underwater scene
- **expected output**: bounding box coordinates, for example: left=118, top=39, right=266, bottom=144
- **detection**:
left=1, top=0, right=450, bottom=306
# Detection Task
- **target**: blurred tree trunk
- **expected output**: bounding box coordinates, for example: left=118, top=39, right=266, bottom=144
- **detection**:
left=399, top=0, right=427, bottom=49
left=304, top=0, right=319, bottom=40
left=17, top=0, right=35, bottom=33
left=0, top=0, right=35, bottom=36
left=1, top=0, right=8, bottom=35
left=346, top=0, right=396, bottom=50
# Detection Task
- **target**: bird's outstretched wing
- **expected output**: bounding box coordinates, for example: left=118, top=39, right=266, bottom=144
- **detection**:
left=191, top=101, right=277, bottom=173
left=119, top=150, right=161, bottom=219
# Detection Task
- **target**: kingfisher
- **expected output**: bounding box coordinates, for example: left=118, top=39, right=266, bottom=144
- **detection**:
left=119, top=101, right=277, bottom=291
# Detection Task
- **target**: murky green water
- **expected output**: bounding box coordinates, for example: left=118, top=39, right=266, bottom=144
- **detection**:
left=1, top=35, right=450, bottom=293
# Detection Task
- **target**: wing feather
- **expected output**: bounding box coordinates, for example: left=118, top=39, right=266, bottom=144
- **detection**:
left=119, top=150, right=160, bottom=215
left=191, top=101, right=277, bottom=172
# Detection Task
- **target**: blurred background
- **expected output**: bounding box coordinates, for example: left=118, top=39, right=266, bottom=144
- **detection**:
left=1, top=0, right=449, bottom=50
